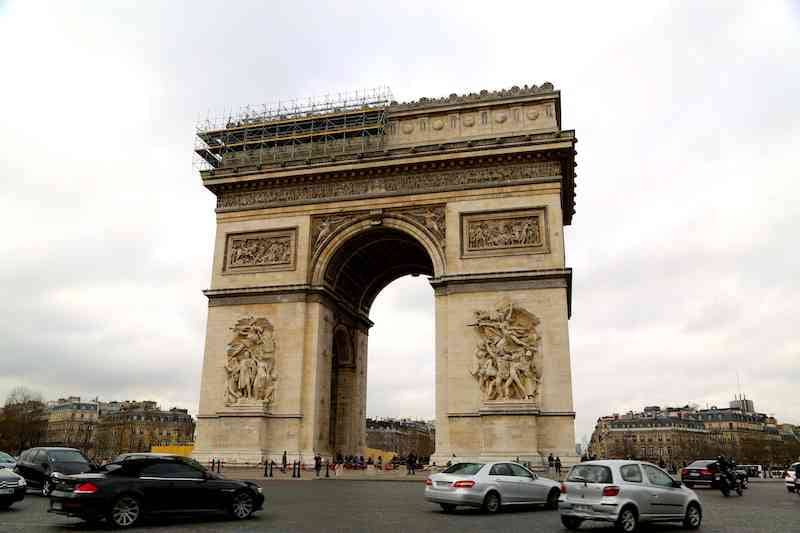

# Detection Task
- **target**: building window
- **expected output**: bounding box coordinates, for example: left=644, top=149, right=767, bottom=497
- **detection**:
left=513, top=109, right=520, bottom=122
left=480, top=111, right=488, bottom=125
left=450, top=116, right=457, bottom=129
left=420, top=119, right=427, bottom=131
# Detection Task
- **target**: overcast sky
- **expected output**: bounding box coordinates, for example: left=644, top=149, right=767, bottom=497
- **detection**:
left=1, top=1, right=798, bottom=444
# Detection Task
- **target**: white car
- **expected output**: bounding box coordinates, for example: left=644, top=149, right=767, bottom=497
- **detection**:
left=425, top=461, right=561, bottom=513
left=785, top=462, right=799, bottom=493
left=560, top=460, right=702, bottom=532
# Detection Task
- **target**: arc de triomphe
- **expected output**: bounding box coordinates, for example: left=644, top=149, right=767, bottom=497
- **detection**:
left=191, top=83, right=578, bottom=465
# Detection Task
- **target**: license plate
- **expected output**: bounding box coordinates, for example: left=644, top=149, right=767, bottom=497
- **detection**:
left=0, top=488, right=12, bottom=495
left=52, top=502, right=62, bottom=510
left=573, top=504, right=592, bottom=512
left=690, top=473, right=699, bottom=476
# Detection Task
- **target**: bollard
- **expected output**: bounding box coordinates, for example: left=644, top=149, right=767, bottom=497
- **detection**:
left=269, top=460, right=273, bottom=478
left=264, top=461, right=269, bottom=478
left=325, top=460, right=330, bottom=478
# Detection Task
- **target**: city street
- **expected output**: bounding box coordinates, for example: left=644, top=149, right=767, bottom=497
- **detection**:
left=0, top=480, right=797, bottom=532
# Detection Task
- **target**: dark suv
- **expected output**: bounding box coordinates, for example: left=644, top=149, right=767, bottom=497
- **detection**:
left=15, top=447, right=94, bottom=495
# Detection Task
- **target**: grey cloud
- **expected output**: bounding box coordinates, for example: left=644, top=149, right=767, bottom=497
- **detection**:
left=1, top=2, right=799, bottom=445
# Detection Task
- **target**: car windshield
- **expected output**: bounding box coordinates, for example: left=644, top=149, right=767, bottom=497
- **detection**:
left=567, top=465, right=612, bottom=483
left=0, top=452, right=14, bottom=462
left=443, top=463, right=484, bottom=475
left=49, top=450, right=88, bottom=463
left=688, top=460, right=714, bottom=468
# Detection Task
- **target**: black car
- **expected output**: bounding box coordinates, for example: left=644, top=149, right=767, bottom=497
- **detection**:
left=0, top=468, right=27, bottom=509
left=48, top=455, right=264, bottom=528
left=15, top=447, right=94, bottom=495
left=681, top=459, right=720, bottom=488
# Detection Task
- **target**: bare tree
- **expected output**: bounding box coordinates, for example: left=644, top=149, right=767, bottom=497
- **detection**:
left=0, top=387, right=48, bottom=454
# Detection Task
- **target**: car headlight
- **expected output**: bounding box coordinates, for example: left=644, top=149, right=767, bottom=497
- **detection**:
left=18, top=478, right=26, bottom=487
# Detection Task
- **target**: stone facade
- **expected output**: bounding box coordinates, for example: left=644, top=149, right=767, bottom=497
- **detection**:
left=94, top=402, right=195, bottom=460
left=192, top=83, right=579, bottom=465
left=366, top=418, right=435, bottom=458
left=44, top=397, right=99, bottom=455
left=588, top=401, right=799, bottom=466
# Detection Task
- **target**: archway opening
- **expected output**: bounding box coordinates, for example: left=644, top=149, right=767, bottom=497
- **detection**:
left=320, top=225, right=437, bottom=459
left=322, top=226, right=434, bottom=313
left=366, top=275, right=435, bottom=458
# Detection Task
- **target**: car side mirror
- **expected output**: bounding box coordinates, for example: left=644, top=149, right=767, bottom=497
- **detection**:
left=672, top=480, right=682, bottom=488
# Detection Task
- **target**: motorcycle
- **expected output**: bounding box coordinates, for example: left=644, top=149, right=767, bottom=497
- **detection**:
left=717, top=469, right=743, bottom=497
left=734, top=469, right=749, bottom=490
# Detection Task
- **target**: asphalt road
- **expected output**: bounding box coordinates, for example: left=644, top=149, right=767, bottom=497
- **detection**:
left=1, top=480, right=797, bottom=532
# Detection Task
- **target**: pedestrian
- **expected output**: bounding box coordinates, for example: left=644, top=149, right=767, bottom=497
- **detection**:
left=408, top=452, right=417, bottom=475
left=314, top=453, right=322, bottom=477
left=282, top=450, right=288, bottom=473
left=555, top=456, right=562, bottom=477
left=548, top=453, right=555, bottom=474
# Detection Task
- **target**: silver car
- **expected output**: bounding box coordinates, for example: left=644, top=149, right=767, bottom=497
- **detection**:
left=559, top=460, right=702, bottom=532
left=0, top=451, right=15, bottom=470
left=425, top=461, right=561, bottom=513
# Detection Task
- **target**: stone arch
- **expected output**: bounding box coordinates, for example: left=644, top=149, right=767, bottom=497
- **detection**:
left=310, top=215, right=445, bottom=313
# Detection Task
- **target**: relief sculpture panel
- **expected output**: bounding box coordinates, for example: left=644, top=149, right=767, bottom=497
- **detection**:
left=224, top=317, right=278, bottom=408
left=469, top=301, right=542, bottom=404
left=461, top=208, right=548, bottom=258
left=224, top=228, right=297, bottom=273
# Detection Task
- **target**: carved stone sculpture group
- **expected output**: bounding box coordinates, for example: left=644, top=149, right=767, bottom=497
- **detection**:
left=467, top=216, right=541, bottom=251
left=224, top=317, right=278, bottom=407
left=469, top=301, right=542, bottom=403
left=229, top=235, right=292, bottom=267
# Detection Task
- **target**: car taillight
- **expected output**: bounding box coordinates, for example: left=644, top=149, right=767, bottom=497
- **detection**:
left=560, top=483, right=567, bottom=494
left=602, top=485, right=620, bottom=497
left=74, top=482, right=98, bottom=494
left=700, top=469, right=712, bottom=476
left=425, top=478, right=432, bottom=486
left=452, top=480, right=475, bottom=488
left=681, top=469, right=688, bottom=477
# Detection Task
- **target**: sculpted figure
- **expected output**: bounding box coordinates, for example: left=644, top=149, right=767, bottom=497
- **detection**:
left=468, top=301, right=542, bottom=403
left=224, top=317, right=279, bottom=407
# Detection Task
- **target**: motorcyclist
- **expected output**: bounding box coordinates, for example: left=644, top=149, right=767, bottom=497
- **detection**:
left=717, top=455, right=737, bottom=487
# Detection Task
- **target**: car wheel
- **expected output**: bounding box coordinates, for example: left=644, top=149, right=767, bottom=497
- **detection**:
left=683, top=502, right=702, bottom=530
left=616, top=506, right=639, bottom=533
left=787, top=486, right=794, bottom=493
left=229, top=491, right=255, bottom=520
left=561, top=516, right=583, bottom=530
left=42, top=478, right=52, bottom=496
left=439, top=503, right=456, bottom=512
left=0, top=501, right=12, bottom=510
left=546, top=488, right=560, bottom=510
left=482, top=491, right=501, bottom=513
left=108, top=494, right=141, bottom=529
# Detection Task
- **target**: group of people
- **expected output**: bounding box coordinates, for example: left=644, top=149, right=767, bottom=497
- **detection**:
left=547, top=453, right=563, bottom=475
